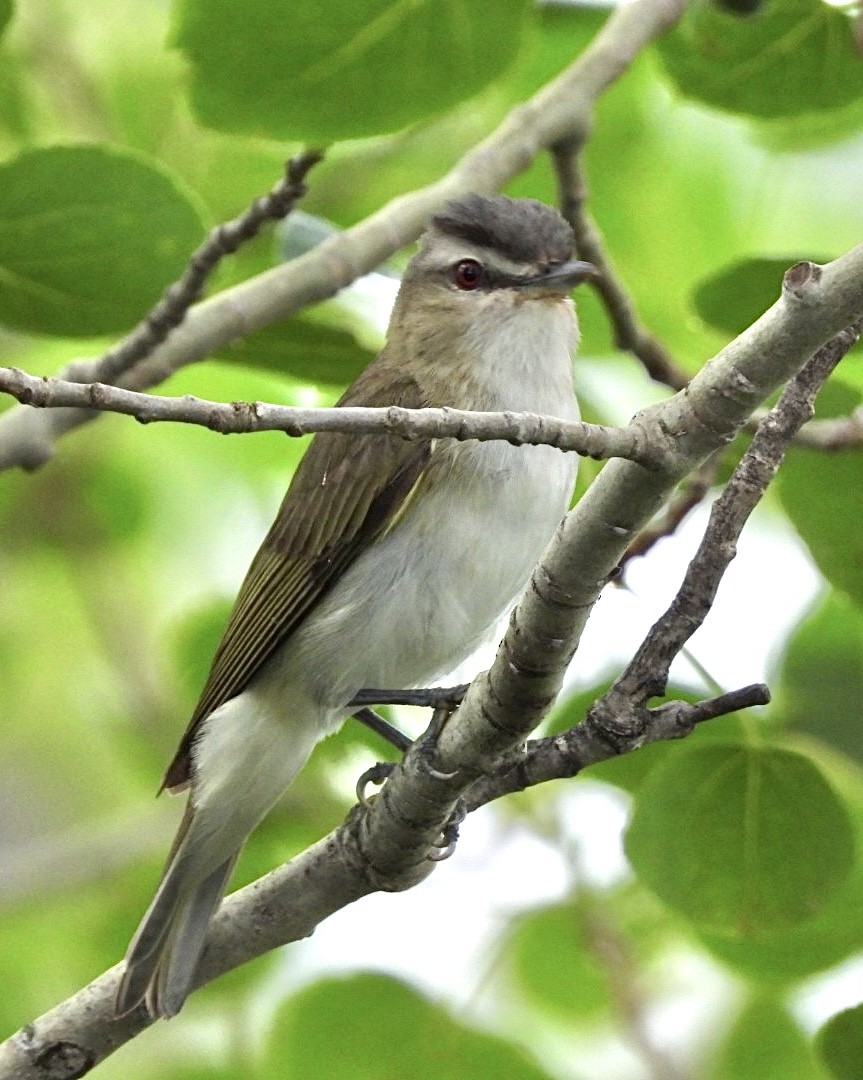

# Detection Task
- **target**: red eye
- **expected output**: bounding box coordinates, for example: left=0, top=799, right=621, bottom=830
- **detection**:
left=451, top=259, right=484, bottom=290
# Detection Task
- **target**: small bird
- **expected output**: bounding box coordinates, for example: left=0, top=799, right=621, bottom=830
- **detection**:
left=115, top=193, right=594, bottom=1018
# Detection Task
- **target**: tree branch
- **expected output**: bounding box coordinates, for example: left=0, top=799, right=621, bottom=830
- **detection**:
left=0, top=367, right=658, bottom=466
left=67, top=151, right=324, bottom=390
left=465, top=318, right=862, bottom=810
left=0, top=0, right=689, bottom=473
left=3, top=242, right=862, bottom=1076
left=552, top=144, right=690, bottom=391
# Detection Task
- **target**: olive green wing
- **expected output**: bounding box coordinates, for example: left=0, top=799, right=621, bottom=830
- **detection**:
left=162, top=366, right=431, bottom=791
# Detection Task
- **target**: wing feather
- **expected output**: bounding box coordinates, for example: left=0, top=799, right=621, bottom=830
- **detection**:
left=162, top=364, right=431, bottom=791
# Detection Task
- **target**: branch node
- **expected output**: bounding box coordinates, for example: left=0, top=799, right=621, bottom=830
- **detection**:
left=783, top=259, right=822, bottom=299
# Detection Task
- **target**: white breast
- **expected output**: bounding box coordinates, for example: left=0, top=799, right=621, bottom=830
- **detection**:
left=283, top=294, right=580, bottom=710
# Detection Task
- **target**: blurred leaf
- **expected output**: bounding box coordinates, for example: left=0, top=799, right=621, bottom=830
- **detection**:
left=172, top=0, right=531, bottom=142
left=625, top=741, right=854, bottom=933
left=816, top=1003, right=863, bottom=1080
left=0, top=0, right=11, bottom=38
left=657, top=0, right=863, bottom=119
left=779, top=591, right=863, bottom=763
left=220, top=314, right=373, bottom=385
left=777, top=443, right=863, bottom=608
left=692, top=256, right=834, bottom=336
left=0, top=144, right=206, bottom=336
left=268, top=973, right=553, bottom=1080
left=697, top=743, right=863, bottom=982
left=0, top=447, right=150, bottom=552
left=169, top=596, right=232, bottom=705
left=707, top=996, right=826, bottom=1080
left=0, top=51, right=29, bottom=141
left=506, top=901, right=611, bottom=1021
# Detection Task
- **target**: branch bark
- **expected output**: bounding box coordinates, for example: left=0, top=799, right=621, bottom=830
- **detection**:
left=3, top=242, right=862, bottom=1077
left=0, top=0, right=688, bottom=473
left=0, top=367, right=655, bottom=465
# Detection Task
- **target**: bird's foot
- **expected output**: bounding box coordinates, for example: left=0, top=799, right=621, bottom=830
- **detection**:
left=427, top=798, right=467, bottom=862
left=349, top=684, right=469, bottom=711
left=355, top=760, right=396, bottom=805
left=353, top=694, right=467, bottom=859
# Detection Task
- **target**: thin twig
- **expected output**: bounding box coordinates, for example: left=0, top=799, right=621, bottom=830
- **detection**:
left=72, top=151, right=324, bottom=388
left=0, top=366, right=661, bottom=465
left=597, top=317, right=863, bottom=711
left=464, top=684, right=770, bottom=811
left=552, top=144, right=690, bottom=390
left=0, top=0, right=691, bottom=473
left=620, top=450, right=724, bottom=568
left=747, top=404, right=863, bottom=450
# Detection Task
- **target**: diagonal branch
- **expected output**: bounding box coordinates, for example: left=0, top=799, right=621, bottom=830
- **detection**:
left=3, top=241, right=861, bottom=1077
left=552, top=145, right=690, bottom=391
left=68, top=151, right=324, bottom=390
left=466, top=318, right=863, bottom=809
left=0, top=0, right=690, bottom=473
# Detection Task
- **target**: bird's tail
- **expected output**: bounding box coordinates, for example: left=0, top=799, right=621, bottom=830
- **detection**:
left=116, top=688, right=331, bottom=1018
left=114, top=803, right=240, bottom=1019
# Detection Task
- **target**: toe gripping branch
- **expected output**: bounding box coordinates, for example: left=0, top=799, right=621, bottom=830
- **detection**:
left=349, top=685, right=470, bottom=860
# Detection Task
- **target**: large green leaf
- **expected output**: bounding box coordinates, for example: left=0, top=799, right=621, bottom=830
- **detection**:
left=0, top=144, right=206, bottom=336
left=172, top=0, right=531, bottom=142
left=657, top=0, right=863, bottom=119
left=697, top=743, right=863, bottom=983
left=692, top=256, right=836, bottom=336
left=624, top=742, right=854, bottom=933
left=0, top=0, right=12, bottom=39
left=267, top=972, right=554, bottom=1080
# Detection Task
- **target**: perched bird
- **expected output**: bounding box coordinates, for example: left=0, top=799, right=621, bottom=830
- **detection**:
left=116, top=193, right=594, bottom=1018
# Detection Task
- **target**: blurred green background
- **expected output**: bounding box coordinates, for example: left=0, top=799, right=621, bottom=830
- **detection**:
left=2, top=0, right=863, bottom=1076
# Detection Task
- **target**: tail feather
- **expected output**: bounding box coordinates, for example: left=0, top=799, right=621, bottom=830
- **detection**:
left=114, top=808, right=240, bottom=1019
left=116, top=689, right=328, bottom=1018
left=145, top=856, right=237, bottom=1018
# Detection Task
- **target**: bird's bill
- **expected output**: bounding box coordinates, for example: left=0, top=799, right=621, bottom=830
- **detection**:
left=513, top=259, right=598, bottom=293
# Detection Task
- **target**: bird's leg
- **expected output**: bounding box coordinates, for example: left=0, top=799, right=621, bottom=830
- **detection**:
left=348, top=684, right=470, bottom=711
left=420, top=702, right=467, bottom=860
left=350, top=687, right=468, bottom=803
left=353, top=696, right=468, bottom=859
left=352, top=706, right=413, bottom=753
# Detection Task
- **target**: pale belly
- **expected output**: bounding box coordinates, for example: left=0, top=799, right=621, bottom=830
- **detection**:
left=280, top=437, right=578, bottom=710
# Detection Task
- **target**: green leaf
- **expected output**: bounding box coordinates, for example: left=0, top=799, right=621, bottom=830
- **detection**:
left=171, top=0, right=531, bottom=142
left=692, top=256, right=835, bottom=336
left=657, top=0, right=863, bottom=119
left=624, top=742, right=855, bottom=933
left=220, top=315, right=373, bottom=385
left=697, top=743, right=863, bottom=983
left=506, top=901, right=611, bottom=1021
left=817, top=1003, right=863, bottom=1080
left=267, top=973, right=553, bottom=1080
left=779, top=591, right=863, bottom=764
left=0, top=0, right=12, bottom=40
left=707, top=997, right=826, bottom=1080
left=0, top=144, right=206, bottom=336
left=777, top=439, right=863, bottom=609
